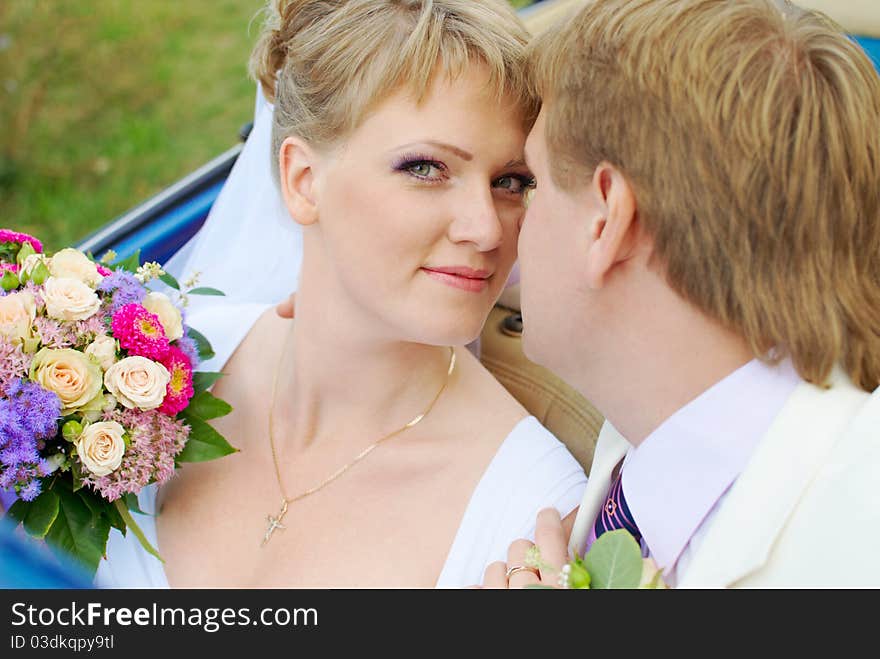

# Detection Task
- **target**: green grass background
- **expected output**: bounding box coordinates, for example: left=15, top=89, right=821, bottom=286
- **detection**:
left=1, top=0, right=535, bottom=253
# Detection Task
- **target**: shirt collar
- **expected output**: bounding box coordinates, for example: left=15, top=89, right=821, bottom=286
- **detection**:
left=621, top=358, right=800, bottom=572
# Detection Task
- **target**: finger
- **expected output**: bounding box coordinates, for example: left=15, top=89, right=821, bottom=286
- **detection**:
left=482, top=561, right=509, bottom=589
left=507, top=538, right=540, bottom=589
left=535, top=508, right=569, bottom=586
left=275, top=293, right=296, bottom=319
left=562, top=507, right=579, bottom=538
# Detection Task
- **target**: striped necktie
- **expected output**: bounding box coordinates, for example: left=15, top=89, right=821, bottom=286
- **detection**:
left=592, top=467, right=643, bottom=547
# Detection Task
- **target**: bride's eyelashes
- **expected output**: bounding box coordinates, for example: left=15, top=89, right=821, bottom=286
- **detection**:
left=492, top=173, right=536, bottom=198
left=392, top=154, right=448, bottom=183
left=392, top=153, right=537, bottom=200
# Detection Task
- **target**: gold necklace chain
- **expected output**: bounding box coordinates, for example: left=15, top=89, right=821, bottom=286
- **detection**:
left=261, top=341, right=456, bottom=546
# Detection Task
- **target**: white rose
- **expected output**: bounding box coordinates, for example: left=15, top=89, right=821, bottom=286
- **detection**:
left=75, top=421, right=126, bottom=477
left=142, top=291, right=184, bottom=341
left=49, top=248, right=102, bottom=286
left=0, top=290, right=36, bottom=342
left=42, top=277, right=101, bottom=321
left=104, top=356, right=170, bottom=410
left=84, top=334, right=118, bottom=370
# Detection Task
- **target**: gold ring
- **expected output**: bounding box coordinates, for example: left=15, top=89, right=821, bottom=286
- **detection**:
left=505, top=565, right=540, bottom=580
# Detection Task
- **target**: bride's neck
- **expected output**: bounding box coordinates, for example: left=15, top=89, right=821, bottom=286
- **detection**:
left=272, top=271, right=453, bottom=453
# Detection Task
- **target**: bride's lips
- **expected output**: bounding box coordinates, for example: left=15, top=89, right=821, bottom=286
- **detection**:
left=421, top=266, right=492, bottom=292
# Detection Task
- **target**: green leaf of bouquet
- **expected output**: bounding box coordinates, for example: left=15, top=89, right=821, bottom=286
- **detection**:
left=76, top=487, right=106, bottom=519
left=45, top=487, right=110, bottom=577
left=186, top=390, right=232, bottom=421
left=124, top=492, right=146, bottom=516
left=70, top=460, right=86, bottom=492
left=113, top=249, right=141, bottom=274
left=158, top=272, right=180, bottom=290
left=187, top=286, right=225, bottom=296
left=192, top=371, right=224, bottom=394
left=105, top=499, right=126, bottom=533
left=583, top=529, right=644, bottom=589
left=21, top=490, right=60, bottom=539
left=176, top=415, right=238, bottom=462
left=113, top=499, right=163, bottom=564
left=186, top=327, right=215, bottom=361
left=5, top=498, right=29, bottom=527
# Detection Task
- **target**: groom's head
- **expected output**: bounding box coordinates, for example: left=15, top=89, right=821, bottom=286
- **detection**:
left=518, top=0, right=880, bottom=397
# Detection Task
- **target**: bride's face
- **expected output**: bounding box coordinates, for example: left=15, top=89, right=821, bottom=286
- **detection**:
left=288, top=64, right=533, bottom=345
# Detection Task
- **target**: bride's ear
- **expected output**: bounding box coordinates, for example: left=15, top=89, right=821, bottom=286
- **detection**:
left=279, top=136, right=319, bottom=226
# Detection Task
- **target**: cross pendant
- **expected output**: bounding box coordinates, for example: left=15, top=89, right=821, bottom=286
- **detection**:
left=261, top=499, right=289, bottom=546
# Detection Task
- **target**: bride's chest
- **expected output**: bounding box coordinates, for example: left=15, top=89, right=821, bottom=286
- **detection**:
left=154, top=454, right=468, bottom=588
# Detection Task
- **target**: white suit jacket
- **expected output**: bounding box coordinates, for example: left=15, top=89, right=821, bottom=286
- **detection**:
left=569, top=367, right=880, bottom=587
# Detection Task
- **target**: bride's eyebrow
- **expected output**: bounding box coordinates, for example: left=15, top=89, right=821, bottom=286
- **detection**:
left=392, top=141, right=473, bottom=161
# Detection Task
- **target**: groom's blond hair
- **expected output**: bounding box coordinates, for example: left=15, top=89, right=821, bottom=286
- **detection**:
left=250, top=0, right=537, bottom=181
left=529, top=0, right=880, bottom=392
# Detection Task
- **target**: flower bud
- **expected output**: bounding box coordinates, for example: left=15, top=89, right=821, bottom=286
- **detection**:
left=30, top=260, right=50, bottom=285
left=16, top=241, right=36, bottom=266
left=62, top=420, right=83, bottom=442
left=0, top=270, right=19, bottom=291
left=568, top=558, right=592, bottom=589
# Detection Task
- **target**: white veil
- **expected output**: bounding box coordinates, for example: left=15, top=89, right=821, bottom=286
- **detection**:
left=164, top=88, right=302, bottom=305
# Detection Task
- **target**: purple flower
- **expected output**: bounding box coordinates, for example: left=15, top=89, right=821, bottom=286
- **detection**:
left=0, top=379, right=60, bottom=499
left=18, top=479, right=42, bottom=501
left=175, top=332, right=200, bottom=369
left=97, top=271, right=146, bottom=313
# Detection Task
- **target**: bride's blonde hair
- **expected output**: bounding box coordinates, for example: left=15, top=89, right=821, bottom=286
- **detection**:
left=250, top=0, right=537, bottom=179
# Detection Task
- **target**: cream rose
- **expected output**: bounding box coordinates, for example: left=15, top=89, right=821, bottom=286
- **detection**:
left=75, top=421, right=126, bottom=477
left=0, top=290, right=36, bottom=343
left=42, top=276, right=101, bottom=321
left=30, top=347, right=104, bottom=414
left=49, top=248, right=103, bottom=287
left=84, top=334, right=118, bottom=370
left=104, top=356, right=170, bottom=410
left=142, top=291, right=184, bottom=341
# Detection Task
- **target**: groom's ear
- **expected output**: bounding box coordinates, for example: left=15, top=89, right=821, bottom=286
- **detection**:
left=585, top=162, right=641, bottom=289
left=279, top=136, right=319, bottom=226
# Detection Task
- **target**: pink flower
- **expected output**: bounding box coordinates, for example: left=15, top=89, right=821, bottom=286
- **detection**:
left=0, top=230, right=43, bottom=254
left=96, top=265, right=112, bottom=277
left=0, top=262, right=20, bottom=274
left=110, top=303, right=169, bottom=360
left=83, top=408, right=188, bottom=501
left=159, top=346, right=194, bottom=416
left=0, top=338, right=33, bottom=395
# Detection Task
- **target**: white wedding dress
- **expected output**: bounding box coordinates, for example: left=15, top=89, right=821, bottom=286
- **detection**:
left=93, top=89, right=587, bottom=588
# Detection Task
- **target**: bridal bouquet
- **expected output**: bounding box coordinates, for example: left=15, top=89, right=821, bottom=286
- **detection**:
left=0, top=229, right=236, bottom=576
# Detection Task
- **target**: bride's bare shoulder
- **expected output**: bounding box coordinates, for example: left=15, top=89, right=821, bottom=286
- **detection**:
left=211, top=306, right=289, bottom=398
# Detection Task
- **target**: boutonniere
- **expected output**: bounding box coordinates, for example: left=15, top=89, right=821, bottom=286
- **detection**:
left=526, top=529, right=669, bottom=589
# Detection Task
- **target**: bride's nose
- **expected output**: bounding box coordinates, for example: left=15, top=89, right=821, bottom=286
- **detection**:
left=446, top=184, right=504, bottom=252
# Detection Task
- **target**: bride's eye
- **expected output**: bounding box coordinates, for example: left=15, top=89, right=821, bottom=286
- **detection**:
left=393, top=155, right=447, bottom=182
left=493, top=174, right=537, bottom=196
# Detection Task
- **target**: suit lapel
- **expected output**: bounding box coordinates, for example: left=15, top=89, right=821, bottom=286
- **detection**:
left=679, top=369, right=867, bottom=587
left=568, top=421, right=629, bottom=557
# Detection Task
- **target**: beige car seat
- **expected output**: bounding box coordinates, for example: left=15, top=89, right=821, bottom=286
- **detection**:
left=479, top=300, right=603, bottom=472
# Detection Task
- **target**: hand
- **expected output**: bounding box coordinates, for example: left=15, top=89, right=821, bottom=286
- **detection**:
left=480, top=507, right=575, bottom=589
left=276, top=292, right=296, bottom=319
